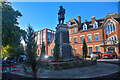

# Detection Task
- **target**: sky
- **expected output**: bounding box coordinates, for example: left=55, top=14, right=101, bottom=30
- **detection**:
left=11, top=2, right=118, bottom=32
left=9, top=0, right=120, bottom=2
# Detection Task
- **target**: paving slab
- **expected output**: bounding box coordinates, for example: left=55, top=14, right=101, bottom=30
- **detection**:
left=10, top=62, right=119, bottom=79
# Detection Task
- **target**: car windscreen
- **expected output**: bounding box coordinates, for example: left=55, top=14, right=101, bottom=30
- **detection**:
left=92, top=52, right=100, bottom=54
left=48, top=57, right=54, bottom=60
left=104, top=52, right=112, bottom=54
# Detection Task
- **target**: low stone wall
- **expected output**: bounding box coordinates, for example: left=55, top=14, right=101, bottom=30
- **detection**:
left=47, top=60, right=97, bottom=70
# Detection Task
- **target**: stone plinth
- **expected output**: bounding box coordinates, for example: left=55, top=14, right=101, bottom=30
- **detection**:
left=56, top=24, right=73, bottom=59
left=48, top=60, right=97, bottom=70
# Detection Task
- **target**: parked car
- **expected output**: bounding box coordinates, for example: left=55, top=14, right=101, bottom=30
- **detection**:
left=102, top=51, right=117, bottom=59
left=41, top=56, right=56, bottom=62
left=5, top=57, right=16, bottom=63
left=90, top=52, right=102, bottom=59
left=18, top=55, right=27, bottom=62
left=74, top=56, right=80, bottom=59
left=73, top=56, right=84, bottom=60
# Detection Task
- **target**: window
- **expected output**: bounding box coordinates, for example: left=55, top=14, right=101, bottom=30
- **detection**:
left=89, top=47, right=93, bottom=55
left=105, top=25, right=108, bottom=35
left=52, top=33, right=54, bottom=39
left=69, top=38, right=71, bottom=43
left=74, top=28, right=76, bottom=33
left=96, top=46, right=100, bottom=52
left=108, top=25, right=110, bottom=34
left=112, top=36, right=114, bottom=41
left=106, top=39, right=108, bottom=41
left=43, top=30, right=45, bottom=42
left=95, top=34, right=99, bottom=41
left=114, top=35, right=117, bottom=41
left=114, top=35, right=117, bottom=43
left=105, top=20, right=116, bottom=35
left=110, top=24, right=113, bottom=32
left=75, top=49, right=77, bottom=54
left=37, top=32, right=40, bottom=44
left=88, top=35, right=92, bottom=42
left=83, top=23, right=87, bottom=30
left=113, top=24, right=116, bottom=31
left=93, top=21, right=98, bottom=28
left=47, top=32, right=51, bottom=43
left=71, top=22, right=76, bottom=25
left=109, top=38, right=111, bottom=41
left=40, top=32, right=42, bottom=44
left=81, top=36, right=84, bottom=43
left=68, top=22, right=71, bottom=26
left=74, top=37, right=77, bottom=43
left=69, top=30, right=71, bottom=34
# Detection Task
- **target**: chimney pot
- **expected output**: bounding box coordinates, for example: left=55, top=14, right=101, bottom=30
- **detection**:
left=91, top=16, right=95, bottom=24
left=85, top=20, right=87, bottom=23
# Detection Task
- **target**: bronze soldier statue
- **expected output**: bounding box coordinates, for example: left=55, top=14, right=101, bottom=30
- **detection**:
left=58, top=6, right=65, bottom=24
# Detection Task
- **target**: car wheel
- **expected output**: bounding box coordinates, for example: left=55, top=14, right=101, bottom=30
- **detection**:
left=113, top=56, right=115, bottom=59
left=98, top=56, right=101, bottom=59
left=116, top=55, right=118, bottom=59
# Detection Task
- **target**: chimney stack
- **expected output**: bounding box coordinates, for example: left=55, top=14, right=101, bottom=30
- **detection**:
left=85, top=20, right=87, bottom=23
left=78, top=16, right=81, bottom=26
left=106, top=15, right=108, bottom=17
left=91, top=16, right=95, bottom=24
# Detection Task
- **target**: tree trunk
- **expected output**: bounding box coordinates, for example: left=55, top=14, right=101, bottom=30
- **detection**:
left=33, top=70, right=37, bottom=80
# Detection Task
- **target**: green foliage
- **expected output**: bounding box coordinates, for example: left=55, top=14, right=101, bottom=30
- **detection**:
left=53, top=37, right=60, bottom=61
left=14, top=44, right=25, bottom=59
left=1, top=1, right=27, bottom=57
left=39, top=43, right=45, bottom=59
left=78, top=55, right=84, bottom=59
left=23, top=25, right=45, bottom=79
left=1, top=45, right=14, bottom=59
left=119, top=41, right=120, bottom=53
left=82, top=39, right=87, bottom=59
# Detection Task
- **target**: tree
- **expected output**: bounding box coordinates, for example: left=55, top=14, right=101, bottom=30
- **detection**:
left=53, top=37, right=60, bottom=61
left=1, top=1, right=27, bottom=57
left=14, top=44, right=25, bottom=60
left=23, top=25, right=45, bottom=79
left=119, top=41, right=120, bottom=53
left=82, top=39, right=87, bottom=59
left=40, top=43, right=45, bottom=59
left=1, top=45, right=14, bottom=59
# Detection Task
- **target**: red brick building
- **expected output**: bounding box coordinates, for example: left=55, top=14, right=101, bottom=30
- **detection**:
left=34, top=28, right=55, bottom=56
left=67, top=12, right=120, bottom=56
left=35, top=12, right=120, bottom=57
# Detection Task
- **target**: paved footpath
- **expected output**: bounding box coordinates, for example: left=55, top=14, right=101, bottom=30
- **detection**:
left=9, top=62, right=119, bottom=79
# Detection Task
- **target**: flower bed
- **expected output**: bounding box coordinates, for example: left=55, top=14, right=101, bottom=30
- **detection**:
left=47, top=60, right=97, bottom=70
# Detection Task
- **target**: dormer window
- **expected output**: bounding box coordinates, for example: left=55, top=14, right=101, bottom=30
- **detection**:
left=74, top=28, right=76, bottom=33
left=93, top=21, right=98, bottom=28
left=83, top=23, right=87, bottom=30
left=67, top=22, right=71, bottom=26
left=105, top=20, right=116, bottom=35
